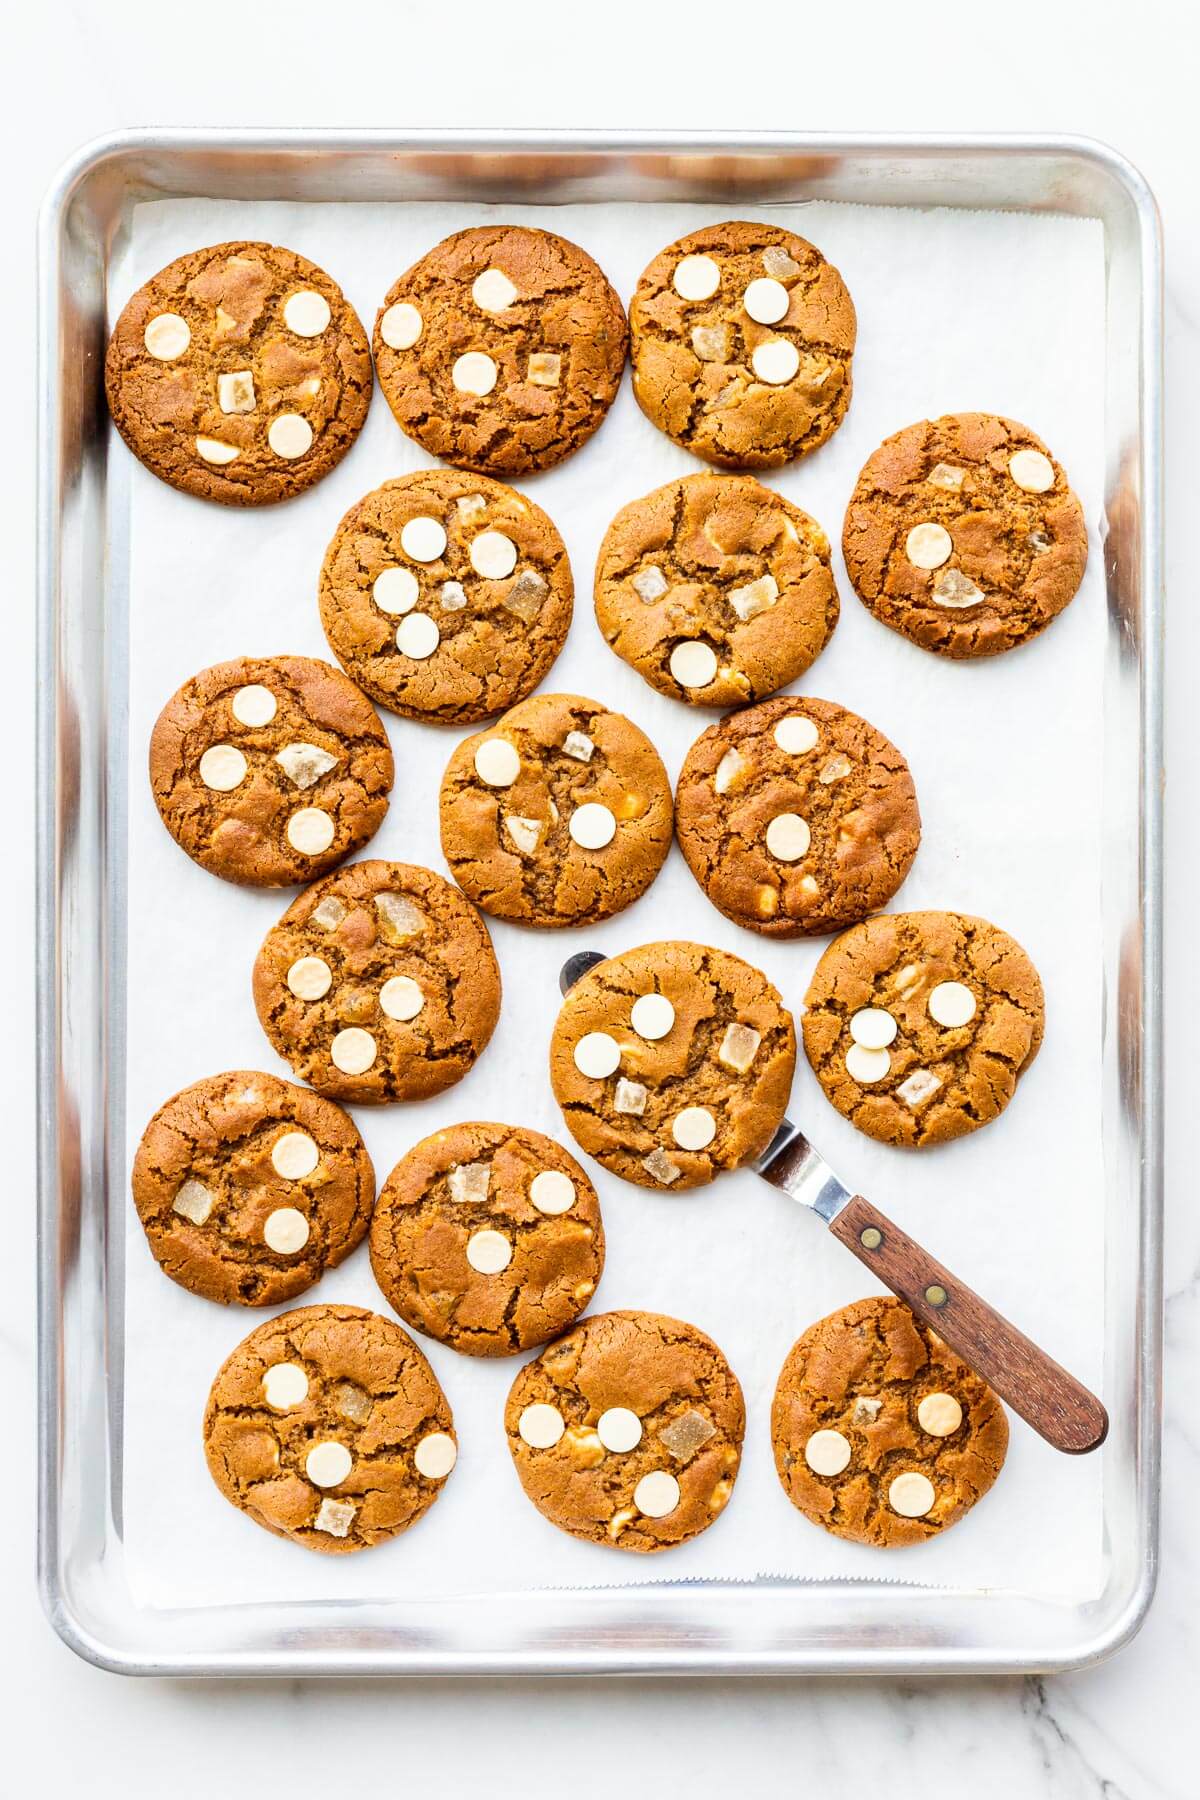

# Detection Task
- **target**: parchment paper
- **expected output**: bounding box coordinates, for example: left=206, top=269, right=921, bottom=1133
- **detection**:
left=116, top=196, right=1107, bottom=1609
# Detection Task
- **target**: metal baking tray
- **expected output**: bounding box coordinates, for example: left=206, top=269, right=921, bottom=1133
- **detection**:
left=36, top=129, right=1163, bottom=1677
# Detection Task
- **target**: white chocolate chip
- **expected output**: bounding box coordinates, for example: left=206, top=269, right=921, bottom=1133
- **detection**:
left=888, top=1471, right=936, bottom=1518
left=195, top=436, right=239, bottom=465
left=286, top=807, right=335, bottom=856
left=268, top=413, right=313, bottom=459
left=562, top=730, right=594, bottom=763
left=231, top=683, right=276, bottom=726
left=470, top=530, right=518, bottom=579
left=670, top=640, right=718, bottom=690
left=396, top=613, right=440, bottom=659
left=283, top=289, right=331, bottom=337
left=529, top=1169, right=575, bottom=1215
left=330, top=1027, right=376, bottom=1075
left=933, top=569, right=984, bottom=609
left=631, top=993, right=675, bottom=1040
left=271, top=1131, right=319, bottom=1180
left=845, top=1043, right=891, bottom=1084
left=527, top=352, right=561, bottom=387
left=218, top=369, right=256, bottom=414
left=447, top=1162, right=491, bottom=1204
left=928, top=981, right=977, bottom=1028
left=804, top=1429, right=851, bottom=1477
left=762, top=245, right=800, bottom=279
left=714, top=747, right=747, bottom=794
left=1028, top=530, right=1053, bottom=555
left=379, top=302, right=422, bottom=349
left=849, top=1008, right=898, bottom=1051
left=672, top=1106, right=716, bottom=1151
left=400, top=516, right=447, bottom=562
left=144, top=312, right=190, bottom=360
left=457, top=493, right=487, bottom=520
left=504, top=815, right=544, bottom=856
left=199, top=744, right=247, bottom=791
left=718, top=1022, right=761, bottom=1073
left=765, top=812, right=811, bottom=862
left=918, top=1392, right=963, bottom=1437
left=472, top=267, right=519, bottom=311
left=1008, top=448, right=1055, bottom=493
left=379, top=975, right=423, bottom=1021
left=306, top=1441, right=352, bottom=1488
left=262, top=1362, right=308, bottom=1410
left=287, top=955, right=332, bottom=1001
left=642, top=1147, right=681, bottom=1186
left=414, top=1432, right=456, bottom=1478
left=905, top=522, right=953, bottom=569
left=263, top=1207, right=309, bottom=1254
left=373, top=567, right=420, bottom=614
left=633, top=1470, right=680, bottom=1518
left=574, top=1032, right=621, bottom=1079
left=473, top=738, right=520, bottom=786
left=691, top=324, right=729, bottom=362
left=927, top=462, right=965, bottom=489
left=439, top=580, right=467, bottom=610
left=728, top=573, right=779, bottom=623
left=452, top=350, right=498, bottom=396
left=569, top=802, right=616, bottom=850
left=774, top=715, right=819, bottom=754
left=743, top=276, right=790, bottom=324
left=312, top=896, right=347, bottom=931
left=614, top=1078, right=648, bottom=1116
left=751, top=338, right=800, bottom=385
left=518, top=1403, right=565, bottom=1449
left=597, top=1408, right=643, bottom=1454
left=672, top=254, right=721, bottom=300
left=466, top=1228, right=512, bottom=1274
left=275, top=742, right=339, bottom=790
left=632, top=565, right=669, bottom=604
left=897, top=1068, right=942, bottom=1109
left=314, top=1497, right=356, bottom=1537
left=172, top=1179, right=212, bottom=1225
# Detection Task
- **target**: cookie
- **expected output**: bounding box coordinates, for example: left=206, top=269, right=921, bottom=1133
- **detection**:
left=842, top=412, right=1088, bottom=658
left=439, top=693, right=673, bottom=927
left=771, top=1296, right=1009, bottom=1547
left=675, top=697, right=920, bottom=937
left=252, top=861, right=501, bottom=1104
left=373, top=225, right=627, bottom=476
left=629, top=220, right=856, bottom=469
left=203, top=1304, right=456, bottom=1554
left=319, top=469, right=574, bottom=725
left=105, top=241, right=371, bottom=505
left=370, top=1122, right=604, bottom=1356
left=148, top=655, right=394, bottom=887
left=130, top=1071, right=373, bottom=1306
left=594, top=473, right=838, bottom=708
left=549, top=940, right=796, bottom=1190
left=802, top=910, right=1045, bottom=1147
left=504, top=1310, right=744, bottom=1552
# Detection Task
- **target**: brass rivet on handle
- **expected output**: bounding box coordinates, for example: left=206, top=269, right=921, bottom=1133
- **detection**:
left=860, top=1227, right=883, bottom=1250
left=925, top=1284, right=949, bottom=1308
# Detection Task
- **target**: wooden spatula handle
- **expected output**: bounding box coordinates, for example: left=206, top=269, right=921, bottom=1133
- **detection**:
left=830, top=1195, right=1108, bottom=1455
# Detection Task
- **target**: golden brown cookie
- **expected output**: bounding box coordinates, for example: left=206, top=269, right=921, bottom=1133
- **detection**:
left=148, top=655, right=394, bottom=887
left=842, top=412, right=1088, bottom=658
left=130, top=1071, right=373, bottom=1306
left=675, top=697, right=920, bottom=937
left=203, top=1304, right=456, bottom=1554
left=629, top=220, right=856, bottom=469
left=252, top=861, right=501, bottom=1104
left=594, top=473, right=838, bottom=707
left=374, top=225, right=627, bottom=475
left=504, top=1310, right=744, bottom=1552
left=439, top=693, right=673, bottom=928
left=771, top=1297, right=1009, bottom=1547
left=802, top=910, right=1045, bottom=1147
left=549, top=940, right=795, bottom=1190
left=318, top=469, right=574, bottom=725
left=370, top=1122, right=604, bottom=1356
left=105, top=241, right=371, bottom=505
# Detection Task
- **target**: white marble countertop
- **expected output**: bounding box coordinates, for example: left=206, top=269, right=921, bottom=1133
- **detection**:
left=7, top=3, right=1192, bottom=1794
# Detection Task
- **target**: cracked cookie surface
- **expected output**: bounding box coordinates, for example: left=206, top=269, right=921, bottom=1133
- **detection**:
left=505, top=1309, right=744, bottom=1552
left=374, top=225, right=627, bottom=476
left=370, top=1122, right=604, bottom=1356
left=319, top=469, right=573, bottom=724
left=629, top=220, right=856, bottom=469
left=131, top=1070, right=374, bottom=1306
left=842, top=412, right=1088, bottom=658
left=595, top=473, right=838, bottom=708
left=675, top=696, right=920, bottom=937
left=549, top=940, right=795, bottom=1190
left=802, top=910, right=1045, bottom=1147
left=771, top=1296, right=1009, bottom=1547
left=204, top=1303, right=455, bottom=1554
left=149, top=655, right=393, bottom=887
left=439, top=692, right=673, bottom=927
left=253, top=860, right=501, bottom=1104
left=105, top=240, right=371, bottom=505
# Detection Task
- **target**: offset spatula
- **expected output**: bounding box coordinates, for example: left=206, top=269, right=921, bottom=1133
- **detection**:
left=560, top=951, right=1108, bottom=1457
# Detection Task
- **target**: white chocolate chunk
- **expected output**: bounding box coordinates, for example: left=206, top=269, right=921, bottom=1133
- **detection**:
left=375, top=892, right=423, bottom=940
left=306, top=1441, right=352, bottom=1488
left=503, top=567, right=547, bottom=623
left=562, top=730, right=594, bottom=763
left=714, top=748, right=747, bottom=794
left=448, top=1162, right=491, bottom=1205
left=195, top=436, right=240, bottom=465
left=917, top=1392, right=963, bottom=1437
left=274, top=742, right=339, bottom=792
left=271, top=1131, right=319, bottom=1180
left=927, top=462, right=965, bottom=489
left=597, top=1407, right=643, bottom=1453
left=231, top=683, right=276, bottom=726
left=263, top=1363, right=308, bottom=1410
left=633, top=1470, right=680, bottom=1518
left=632, top=565, right=669, bottom=603
left=819, top=753, right=853, bottom=784
left=569, top=802, right=616, bottom=850
left=691, top=324, right=729, bottom=362
left=718, top=1022, right=761, bottom=1073
left=314, top=1497, right=356, bottom=1537
left=396, top=613, right=440, bottom=659
left=672, top=1106, right=716, bottom=1151
left=470, top=530, right=518, bottom=579
left=845, top=1043, right=891, bottom=1084
left=439, top=580, right=467, bottom=610
left=672, top=254, right=721, bottom=300
left=574, top=1032, right=621, bottom=1079
left=472, top=267, right=519, bottom=311
left=379, top=302, right=422, bottom=349
left=373, top=567, right=420, bottom=614
left=519, top=1403, right=565, bottom=1449
left=642, top=1146, right=681, bottom=1185
left=728, top=573, right=779, bottom=622
left=852, top=1395, right=883, bottom=1424
left=312, top=895, right=347, bottom=931
left=466, top=1227, right=512, bottom=1274
left=928, top=981, right=976, bottom=1028
left=218, top=369, right=256, bottom=414
left=765, top=813, right=811, bottom=862
left=504, top=815, right=544, bottom=856
left=751, top=338, right=800, bottom=385
left=774, top=715, right=819, bottom=755
left=897, top=1068, right=942, bottom=1109
left=268, top=413, right=313, bottom=459
left=453, top=350, right=498, bottom=396
left=614, top=1078, right=648, bottom=1116
left=414, top=1432, right=456, bottom=1478
left=743, top=276, right=790, bottom=324
left=670, top=640, right=718, bottom=689
left=527, top=352, right=561, bottom=387
left=804, top=1429, right=851, bottom=1476
left=172, top=1179, right=213, bottom=1225
left=849, top=1008, right=898, bottom=1051
left=905, top=522, right=953, bottom=569
left=283, top=289, right=331, bottom=337
left=380, top=975, right=423, bottom=1021
left=631, top=993, right=675, bottom=1041
left=530, top=1169, right=575, bottom=1215
left=287, top=807, right=335, bottom=856
left=1008, top=448, right=1055, bottom=492
left=1028, top=530, right=1052, bottom=555
left=933, top=569, right=984, bottom=609
left=199, top=744, right=247, bottom=791
left=474, top=738, right=521, bottom=786
left=330, top=1027, right=376, bottom=1075
left=888, top=1471, right=936, bottom=1518
left=264, top=1206, right=309, bottom=1253
left=457, top=493, right=487, bottom=520
left=762, top=245, right=800, bottom=279
left=400, top=516, right=447, bottom=562
left=287, top=955, right=332, bottom=1001
left=144, top=312, right=190, bottom=359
